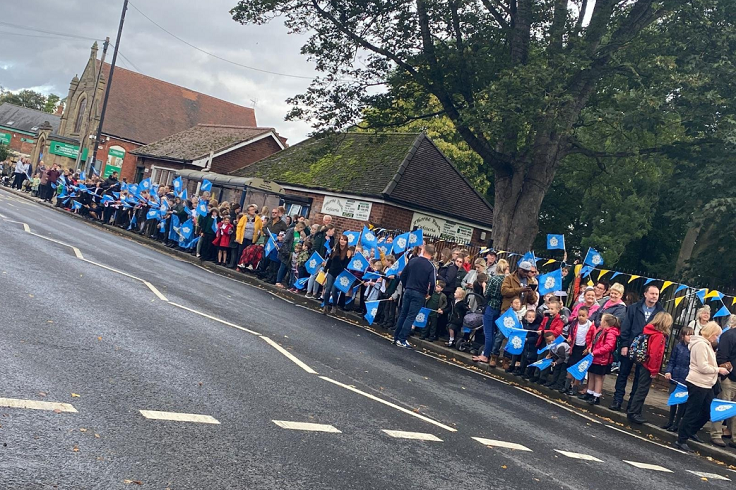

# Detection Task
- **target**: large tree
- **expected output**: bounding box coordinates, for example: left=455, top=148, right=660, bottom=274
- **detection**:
left=231, top=0, right=722, bottom=251
left=0, top=89, right=60, bottom=114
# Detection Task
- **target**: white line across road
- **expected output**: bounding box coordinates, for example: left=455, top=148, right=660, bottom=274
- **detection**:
left=382, top=430, right=443, bottom=441
left=686, top=470, right=731, bottom=481
left=623, top=460, right=673, bottom=472
left=272, top=420, right=341, bottom=433
left=472, top=437, right=532, bottom=451
left=139, top=410, right=220, bottom=424
left=554, top=449, right=603, bottom=462
left=0, top=397, right=77, bottom=413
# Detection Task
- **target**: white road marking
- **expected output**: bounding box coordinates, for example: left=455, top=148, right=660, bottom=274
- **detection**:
left=72, top=247, right=84, bottom=259
left=686, top=470, right=730, bottom=481
left=22, top=223, right=30, bottom=232
left=80, top=258, right=143, bottom=281
left=143, top=281, right=168, bottom=301
left=604, top=424, right=682, bottom=453
left=140, top=410, right=220, bottom=424
left=623, top=460, right=672, bottom=472
left=554, top=449, right=603, bottom=462
left=513, top=386, right=602, bottom=425
left=0, top=397, right=77, bottom=413
left=319, top=375, right=457, bottom=432
left=272, top=420, right=341, bottom=433
left=168, top=302, right=261, bottom=336
left=382, top=430, right=443, bottom=441
left=472, top=437, right=532, bottom=451
left=0, top=212, right=7, bottom=218
left=260, top=336, right=318, bottom=374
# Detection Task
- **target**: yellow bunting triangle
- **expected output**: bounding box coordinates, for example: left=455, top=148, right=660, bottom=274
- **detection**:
left=598, top=269, right=611, bottom=279
left=661, top=281, right=674, bottom=293
left=628, top=275, right=641, bottom=283
left=732, top=297, right=736, bottom=306
left=587, top=279, right=594, bottom=286
left=705, top=290, right=721, bottom=299
left=543, top=259, right=557, bottom=266
left=497, top=250, right=507, bottom=255
left=674, top=297, right=685, bottom=307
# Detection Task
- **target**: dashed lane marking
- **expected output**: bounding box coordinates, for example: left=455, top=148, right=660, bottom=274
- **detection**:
left=0, top=397, right=77, bottom=413
left=140, top=410, right=220, bottom=424
left=168, top=302, right=262, bottom=336
left=143, top=281, right=168, bottom=301
left=604, top=424, right=682, bottom=453
left=472, top=437, right=532, bottom=451
left=623, top=461, right=673, bottom=472
left=686, top=470, right=731, bottom=481
left=319, top=375, right=457, bottom=433
left=554, top=449, right=603, bottom=462
left=513, top=386, right=601, bottom=425
left=382, top=430, right=443, bottom=441
left=272, top=420, right=341, bottom=433
left=260, top=336, right=318, bottom=374
left=0, top=212, right=7, bottom=218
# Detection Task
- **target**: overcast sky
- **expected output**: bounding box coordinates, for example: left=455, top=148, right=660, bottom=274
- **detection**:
left=0, top=0, right=318, bottom=144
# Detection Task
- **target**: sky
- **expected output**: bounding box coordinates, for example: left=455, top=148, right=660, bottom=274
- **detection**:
left=0, top=0, right=318, bottom=144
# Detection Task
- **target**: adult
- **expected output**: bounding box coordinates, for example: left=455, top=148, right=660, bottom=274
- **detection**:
left=473, top=259, right=509, bottom=365
left=393, top=244, right=437, bottom=349
left=231, top=204, right=262, bottom=268
left=276, top=222, right=305, bottom=287
left=103, top=171, right=119, bottom=189
left=45, top=163, right=60, bottom=202
left=713, top=315, right=736, bottom=448
left=609, top=284, right=664, bottom=411
left=500, top=260, right=538, bottom=313
left=12, top=158, right=27, bottom=189
left=593, top=281, right=608, bottom=302
left=590, top=282, right=627, bottom=326
left=257, top=208, right=288, bottom=276
left=688, top=306, right=711, bottom=336
left=571, top=287, right=601, bottom=319
left=322, top=234, right=352, bottom=315
left=321, top=214, right=333, bottom=227
left=675, top=322, right=729, bottom=452
left=461, top=258, right=487, bottom=290
left=485, top=250, right=498, bottom=274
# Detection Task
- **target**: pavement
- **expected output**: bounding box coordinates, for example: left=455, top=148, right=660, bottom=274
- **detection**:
left=1, top=186, right=735, bottom=489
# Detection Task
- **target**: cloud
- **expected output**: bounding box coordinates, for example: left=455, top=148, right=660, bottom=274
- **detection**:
left=0, top=0, right=318, bottom=143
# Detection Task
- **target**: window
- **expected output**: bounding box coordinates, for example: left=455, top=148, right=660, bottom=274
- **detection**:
left=74, top=96, right=87, bottom=133
left=151, top=166, right=176, bottom=186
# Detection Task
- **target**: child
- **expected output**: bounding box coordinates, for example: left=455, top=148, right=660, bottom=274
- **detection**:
left=662, top=326, right=693, bottom=432
left=508, top=309, right=542, bottom=375
left=530, top=331, right=571, bottom=386
left=534, top=298, right=564, bottom=351
left=213, top=215, right=234, bottom=265
left=583, top=313, right=621, bottom=405
left=30, top=173, right=41, bottom=196
left=288, top=242, right=305, bottom=292
left=363, top=260, right=385, bottom=303
left=378, top=255, right=400, bottom=328
left=627, top=311, right=673, bottom=424
left=446, top=288, right=468, bottom=347
left=421, top=280, right=448, bottom=342
left=562, top=306, right=595, bottom=396
left=511, top=297, right=526, bottom=323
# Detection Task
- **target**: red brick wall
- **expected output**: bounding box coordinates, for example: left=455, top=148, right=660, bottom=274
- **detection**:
left=211, top=136, right=282, bottom=175
left=1, top=131, right=36, bottom=156
left=96, top=137, right=141, bottom=183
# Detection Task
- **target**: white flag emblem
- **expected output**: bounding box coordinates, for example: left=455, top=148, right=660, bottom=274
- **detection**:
left=370, top=308, right=378, bottom=318
left=416, top=313, right=425, bottom=323
left=409, top=234, right=417, bottom=244
left=339, top=276, right=350, bottom=287
left=715, top=404, right=733, bottom=412
left=578, top=360, right=590, bottom=373
left=544, top=277, right=556, bottom=289
left=503, top=316, right=516, bottom=329
left=511, top=336, right=523, bottom=349
left=397, top=237, right=407, bottom=249
left=591, top=254, right=602, bottom=266
left=674, top=391, right=687, bottom=398
left=309, top=259, right=317, bottom=269
left=549, top=237, right=558, bottom=247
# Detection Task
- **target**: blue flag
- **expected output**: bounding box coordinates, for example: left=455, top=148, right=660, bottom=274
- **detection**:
left=128, top=212, right=138, bottom=230
left=112, top=192, right=120, bottom=199
left=139, top=178, right=151, bottom=192
left=324, top=240, right=332, bottom=257
left=495, top=308, right=522, bottom=338
left=363, top=271, right=383, bottom=281
left=211, top=218, right=219, bottom=234
left=264, top=234, right=278, bottom=257
left=538, top=268, right=563, bottom=295
left=335, top=270, right=357, bottom=293
left=71, top=201, right=82, bottom=211
left=408, top=229, right=423, bottom=248
left=537, top=335, right=566, bottom=355
left=529, top=357, right=553, bottom=371
left=181, top=189, right=188, bottom=201
left=344, top=230, right=361, bottom=247
left=584, top=247, right=604, bottom=267
left=128, top=183, right=139, bottom=196
left=413, top=307, right=432, bottom=328
left=521, top=251, right=537, bottom=264
left=197, top=201, right=208, bottom=217
left=169, top=214, right=180, bottom=241
left=147, top=209, right=161, bottom=220
left=364, top=300, right=381, bottom=325
left=200, top=179, right=212, bottom=192
left=579, top=265, right=594, bottom=278
left=348, top=252, right=370, bottom=273
left=385, top=253, right=407, bottom=277
left=376, top=240, right=391, bottom=257
left=77, top=183, right=89, bottom=193
left=160, top=200, right=170, bottom=214
left=361, top=226, right=378, bottom=249
left=567, top=353, right=594, bottom=381
left=172, top=176, right=183, bottom=194
left=306, top=252, right=324, bottom=275
left=392, top=233, right=410, bottom=255
left=294, top=277, right=309, bottom=290
left=711, top=398, right=736, bottom=423
left=180, top=219, right=194, bottom=239
left=667, top=383, right=689, bottom=406
left=505, top=330, right=528, bottom=355
left=101, top=195, right=114, bottom=204
left=547, top=234, right=565, bottom=250
left=79, top=170, right=86, bottom=181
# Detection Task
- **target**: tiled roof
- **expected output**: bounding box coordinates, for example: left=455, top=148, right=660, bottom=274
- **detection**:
left=231, top=132, right=493, bottom=227
left=131, top=125, right=277, bottom=162
left=0, top=103, right=60, bottom=134
left=98, top=63, right=257, bottom=144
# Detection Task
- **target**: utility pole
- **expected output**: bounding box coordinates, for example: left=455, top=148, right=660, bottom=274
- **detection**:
left=91, top=0, right=128, bottom=172
left=75, top=36, right=109, bottom=173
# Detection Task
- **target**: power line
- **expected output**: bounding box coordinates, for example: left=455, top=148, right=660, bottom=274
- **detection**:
left=127, top=1, right=322, bottom=81
left=0, top=21, right=102, bottom=42
left=118, top=51, right=141, bottom=72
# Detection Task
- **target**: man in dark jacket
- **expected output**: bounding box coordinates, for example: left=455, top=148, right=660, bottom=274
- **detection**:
left=715, top=324, right=736, bottom=447
left=609, top=284, right=664, bottom=411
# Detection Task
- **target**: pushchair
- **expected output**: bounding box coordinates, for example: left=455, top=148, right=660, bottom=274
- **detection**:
left=456, top=292, right=487, bottom=355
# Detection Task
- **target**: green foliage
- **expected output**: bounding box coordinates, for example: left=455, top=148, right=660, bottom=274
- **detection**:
left=0, top=88, right=61, bottom=113
left=0, top=143, right=9, bottom=162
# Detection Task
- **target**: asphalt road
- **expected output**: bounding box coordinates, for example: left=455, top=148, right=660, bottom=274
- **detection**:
left=0, top=187, right=734, bottom=489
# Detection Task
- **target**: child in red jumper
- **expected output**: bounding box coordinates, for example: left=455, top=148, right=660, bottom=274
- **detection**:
left=213, top=216, right=234, bottom=265
left=583, top=313, right=621, bottom=405
left=627, top=311, right=673, bottom=424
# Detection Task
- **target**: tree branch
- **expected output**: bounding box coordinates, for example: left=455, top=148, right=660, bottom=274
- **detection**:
left=480, top=0, right=510, bottom=29
left=510, top=0, right=532, bottom=64
left=550, top=0, right=568, bottom=52
left=356, top=110, right=447, bottom=130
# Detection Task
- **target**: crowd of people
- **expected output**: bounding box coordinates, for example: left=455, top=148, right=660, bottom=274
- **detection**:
left=4, top=162, right=736, bottom=454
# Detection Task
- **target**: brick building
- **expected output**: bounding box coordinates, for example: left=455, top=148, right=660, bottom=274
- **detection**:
left=132, top=124, right=285, bottom=189
left=231, top=132, right=494, bottom=245
left=32, top=43, right=258, bottom=182
left=0, top=103, right=60, bottom=160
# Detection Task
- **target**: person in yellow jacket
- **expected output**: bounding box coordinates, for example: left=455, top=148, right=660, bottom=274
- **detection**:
left=230, top=204, right=262, bottom=268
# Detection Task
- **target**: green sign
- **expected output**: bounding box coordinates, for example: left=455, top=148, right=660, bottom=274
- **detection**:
left=49, top=141, right=88, bottom=161
left=0, top=132, right=10, bottom=145
left=108, top=148, right=126, bottom=159
left=21, top=137, right=36, bottom=144
left=103, top=164, right=122, bottom=179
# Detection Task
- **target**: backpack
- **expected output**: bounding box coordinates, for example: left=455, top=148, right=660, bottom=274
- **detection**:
left=628, top=334, right=650, bottom=364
